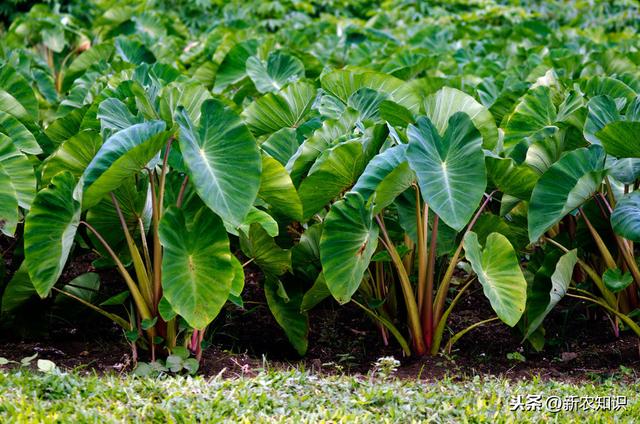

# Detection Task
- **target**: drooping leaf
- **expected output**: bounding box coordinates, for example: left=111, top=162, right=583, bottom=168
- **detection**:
left=0, top=133, right=36, bottom=209
left=1, top=262, right=36, bottom=314
left=463, top=232, right=527, bottom=327
left=286, top=108, right=358, bottom=185
left=528, top=146, right=606, bottom=243
left=159, top=206, right=233, bottom=330
left=176, top=99, right=261, bottom=227
left=81, top=121, right=168, bottom=209
left=240, top=224, right=291, bottom=277
left=258, top=154, right=303, bottom=221
left=0, top=110, right=41, bottom=155
left=320, top=192, right=379, bottom=304
left=115, top=37, right=156, bottom=65
left=42, top=130, right=102, bottom=183
left=0, top=166, right=19, bottom=237
left=300, top=273, right=331, bottom=312
left=264, top=277, right=309, bottom=355
left=158, top=82, right=212, bottom=126
left=24, top=172, right=81, bottom=298
left=525, top=249, right=577, bottom=338
left=237, top=207, right=279, bottom=237
left=406, top=112, right=486, bottom=231
left=229, top=255, right=245, bottom=300
left=261, top=127, right=301, bottom=166
left=611, top=191, right=640, bottom=242
left=352, top=144, right=414, bottom=213
left=320, top=69, right=420, bottom=113
left=97, top=98, right=143, bottom=138
left=0, top=65, right=39, bottom=123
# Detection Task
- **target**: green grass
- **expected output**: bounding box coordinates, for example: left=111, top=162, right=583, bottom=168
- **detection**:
left=0, top=369, right=638, bottom=423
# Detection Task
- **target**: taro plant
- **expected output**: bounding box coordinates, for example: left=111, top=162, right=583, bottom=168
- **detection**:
left=21, top=92, right=262, bottom=360
left=314, top=86, right=530, bottom=356
left=520, top=90, right=640, bottom=347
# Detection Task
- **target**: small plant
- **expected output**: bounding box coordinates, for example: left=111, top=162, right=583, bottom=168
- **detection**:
left=372, top=356, right=401, bottom=379
left=506, top=352, right=526, bottom=363
left=133, top=347, right=199, bottom=377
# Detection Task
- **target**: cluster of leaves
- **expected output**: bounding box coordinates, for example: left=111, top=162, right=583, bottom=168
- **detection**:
left=1, top=0, right=640, bottom=361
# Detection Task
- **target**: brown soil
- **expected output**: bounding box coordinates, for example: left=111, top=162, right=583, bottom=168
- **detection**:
left=1, top=249, right=639, bottom=382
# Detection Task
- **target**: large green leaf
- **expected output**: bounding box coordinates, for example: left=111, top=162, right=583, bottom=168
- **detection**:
left=463, top=232, right=527, bottom=327
left=246, top=51, right=305, bottom=93
left=596, top=121, right=640, bottom=158
left=502, top=86, right=557, bottom=152
left=81, top=121, right=168, bottom=209
left=240, top=224, right=291, bottom=277
left=320, top=192, right=379, bottom=304
left=286, top=108, right=358, bottom=185
left=486, top=155, right=538, bottom=201
left=264, top=277, right=309, bottom=355
left=611, top=191, right=640, bottom=242
left=0, top=65, right=39, bottom=124
left=352, top=144, right=415, bottom=213
left=1, top=262, right=36, bottom=314
left=97, top=98, right=143, bottom=138
left=298, top=141, right=367, bottom=219
left=0, top=110, right=41, bottom=155
left=406, top=112, right=486, bottom=231
left=584, top=95, right=620, bottom=145
left=158, top=82, right=212, bottom=127
left=0, top=133, right=36, bottom=209
left=45, top=106, right=88, bottom=146
left=525, top=249, right=577, bottom=338
left=62, top=44, right=114, bottom=92
left=0, top=166, right=18, bottom=237
left=261, top=127, right=300, bottom=165
left=24, top=172, right=81, bottom=298
left=258, top=154, right=303, bottom=221
left=242, top=81, right=317, bottom=136
left=423, top=87, right=498, bottom=150
left=528, top=146, right=607, bottom=243
left=320, top=69, right=420, bottom=113
left=176, top=99, right=261, bottom=228
left=42, top=130, right=102, bottom=183
left=159, top=206, right=233, bottom=330
left=213, top=39, right=258, bottom=92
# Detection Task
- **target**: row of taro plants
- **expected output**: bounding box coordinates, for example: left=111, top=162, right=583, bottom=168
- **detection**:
left=1, top=0, right=640, bottom=364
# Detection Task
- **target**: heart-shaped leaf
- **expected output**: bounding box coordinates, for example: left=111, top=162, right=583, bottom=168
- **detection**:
left=463, top=232, right=527, bottom=327
left=24, top=172, right=81, bottom=297
left=159, top=206, right=234, bottom=330
left=406, top=112, right=486, bottom=231
left=320, top=192, right=379, bottom=304
left=176, top=99, right=261, bottom=228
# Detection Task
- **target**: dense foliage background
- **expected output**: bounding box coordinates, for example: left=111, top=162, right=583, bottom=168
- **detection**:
left=2, top=0, right=640, bottom=372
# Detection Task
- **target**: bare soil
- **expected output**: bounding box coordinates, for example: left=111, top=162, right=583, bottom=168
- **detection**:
left=1, top=247, right=639, bottom=382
